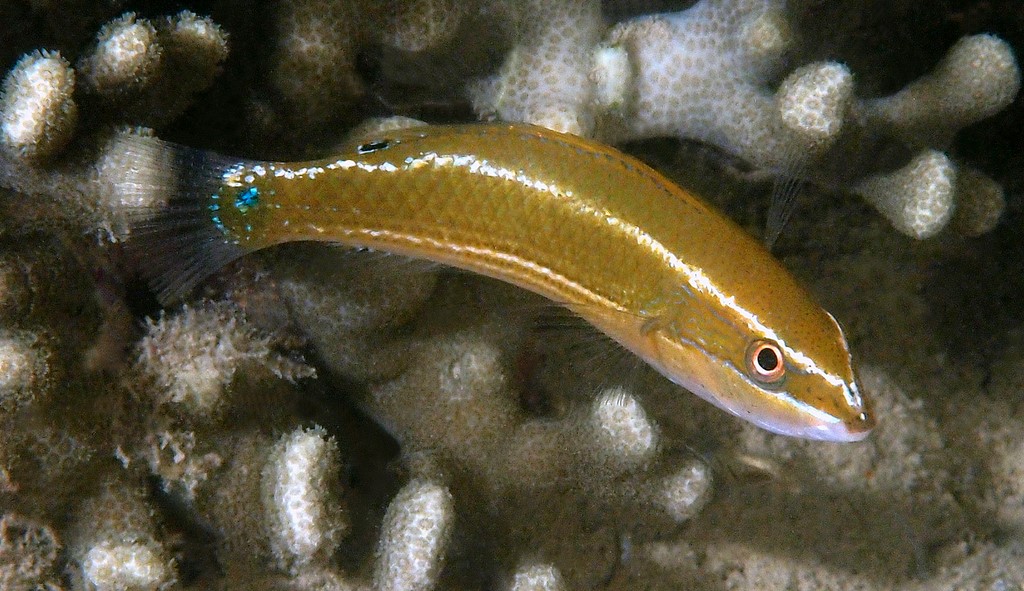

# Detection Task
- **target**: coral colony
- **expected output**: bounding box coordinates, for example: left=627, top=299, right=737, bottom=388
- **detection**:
left=0, top=1, right=1021, bottom=590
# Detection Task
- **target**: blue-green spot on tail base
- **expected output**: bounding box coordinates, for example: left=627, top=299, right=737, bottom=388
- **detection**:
left=235, top=186, right=259, bottom=213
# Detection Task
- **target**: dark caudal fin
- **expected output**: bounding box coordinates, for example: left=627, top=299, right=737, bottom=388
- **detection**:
left=123, top=136, right=254, bottom=304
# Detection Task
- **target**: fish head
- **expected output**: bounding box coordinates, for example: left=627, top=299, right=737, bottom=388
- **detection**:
left=640, top=286, right=874, bottom=442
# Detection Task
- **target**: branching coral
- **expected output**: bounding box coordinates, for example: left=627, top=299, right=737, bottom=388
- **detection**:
left=265, top=0, right=478, bottom=141
left=843, top=32, right=1020, bottom=238
left=266, top=242, right=440, bottom=382
left=0, top=10, right=228, bottom=239
left=77, top=10, right=229, bottom=127
left=136, top=301, right=314, bottom=418
left=470, top=0, right=605, bottom=136
left=331, top=277, right=716, bottom=587
left=595, top=1, right=849, bottom=165
left=0, top=2, right=1020, bottom=591
left=0, top=233, right=111, bottom=516
left=852, top=149, right=957, bottom=239
left=860, top=34, right=1019, bottom=147
left=381, top=0, right=468, bottom=53
left=472, top=0, right=1020, bottom=238
left=269, top=0, right=367, bottom=134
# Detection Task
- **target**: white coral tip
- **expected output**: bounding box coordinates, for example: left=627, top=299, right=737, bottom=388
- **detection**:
left=509, top=563, right=565, bottom=591
left=590, top=387, right=658, bottom=469
left=265, top=426, right=346, bottom=568
left=777, top=62, right=853, bottom=151
left=0, top=50, right=77, bottom=160
left=940, top=34, right=1020, bottom=121
left=855, top=150, right=956, bottom=239
left=655, top=459, right=712, bottom=523
left=375, top=479, right=455, bottom=591
left=166, top=10, right=230, bottom=61
left=80, top=13, right=162, bottom=94
left=82, top=542, right=173, bottom=591
left=0, top=330, right=48, bottom=408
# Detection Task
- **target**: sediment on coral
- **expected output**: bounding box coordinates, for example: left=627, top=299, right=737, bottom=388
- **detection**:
left=0, top=513, right=63, bottom=591
left=65, top=478, right=176, bottom=591
left=0, top=1, right=1020, bottom=590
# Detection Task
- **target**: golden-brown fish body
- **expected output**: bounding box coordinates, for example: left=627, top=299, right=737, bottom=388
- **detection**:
left=141, top=123, right=873, bottom=441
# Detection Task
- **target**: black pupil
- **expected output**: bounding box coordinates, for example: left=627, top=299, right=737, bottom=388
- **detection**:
left=756, top=347, right=779, bottom=372
left=358, top=140, right=390, bottom=154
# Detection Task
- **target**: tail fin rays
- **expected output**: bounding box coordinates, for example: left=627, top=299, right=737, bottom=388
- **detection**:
left=124, top=137, right=253, bottom=304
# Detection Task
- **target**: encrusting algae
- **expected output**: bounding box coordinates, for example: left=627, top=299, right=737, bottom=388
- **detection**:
left=0, top=1, right=1022, bottom=590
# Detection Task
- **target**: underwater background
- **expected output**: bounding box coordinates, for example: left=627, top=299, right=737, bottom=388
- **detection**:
left=0, top=1, right=1022, bottom=589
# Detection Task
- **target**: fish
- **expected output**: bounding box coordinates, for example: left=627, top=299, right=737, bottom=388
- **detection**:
left=129, top=122, right=874, bottom=441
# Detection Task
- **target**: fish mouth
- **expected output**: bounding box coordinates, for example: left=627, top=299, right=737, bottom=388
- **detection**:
left=771, top=382, right=875, bottom=442
left=767, top=412, right=873, bottom=442
left=744, top=397, right=875, bottom=441
left=761, top=379, right=876, bottom=441
left=839, top=379, right=875, bottom=441
left=807, top=393, right=875, bottom=442
left=833, top=410, right=875, bottom=441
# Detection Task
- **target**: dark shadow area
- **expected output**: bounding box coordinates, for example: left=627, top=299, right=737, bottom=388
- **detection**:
left=686, top=469, right=1007, bottom=586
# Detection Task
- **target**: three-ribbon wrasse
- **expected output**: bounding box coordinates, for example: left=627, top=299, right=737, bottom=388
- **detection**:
left=130, top=123, right=874, bottom=441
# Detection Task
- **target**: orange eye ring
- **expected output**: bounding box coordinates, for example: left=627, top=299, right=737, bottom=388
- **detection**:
left=747, top=339, right=786, bottom=383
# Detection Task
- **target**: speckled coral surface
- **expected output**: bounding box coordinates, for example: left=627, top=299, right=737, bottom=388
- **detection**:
left=0, top=2, right=1021, bottom=591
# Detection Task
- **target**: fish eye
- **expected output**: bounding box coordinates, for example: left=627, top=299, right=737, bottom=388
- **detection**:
left=747, top=339, right=785, bottom=384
